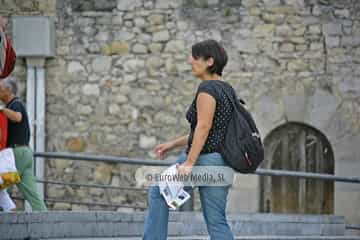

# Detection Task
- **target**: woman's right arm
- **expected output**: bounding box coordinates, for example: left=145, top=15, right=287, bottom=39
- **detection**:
left=154, top=134, right=189, bottom=159
left=169, top=134, right=189, bottom=148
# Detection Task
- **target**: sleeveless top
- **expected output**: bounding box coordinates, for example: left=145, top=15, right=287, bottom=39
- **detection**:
left=186, top=80, right=234, bottom=154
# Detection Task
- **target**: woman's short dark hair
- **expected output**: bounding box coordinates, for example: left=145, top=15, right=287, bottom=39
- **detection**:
left=191, top=39, right=228, bottom=76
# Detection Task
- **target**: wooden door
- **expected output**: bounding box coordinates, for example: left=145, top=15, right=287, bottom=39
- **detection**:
left=260, top=123, right=334, bottom=214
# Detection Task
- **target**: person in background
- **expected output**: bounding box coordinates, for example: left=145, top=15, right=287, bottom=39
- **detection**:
left=0, top=77, right=47, bottom=211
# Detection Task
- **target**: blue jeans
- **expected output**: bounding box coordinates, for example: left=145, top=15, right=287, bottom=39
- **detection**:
left=143, top=152, right=234, bottom=240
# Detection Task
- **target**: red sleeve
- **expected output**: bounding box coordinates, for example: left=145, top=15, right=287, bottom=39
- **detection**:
left=0, top=112, right=8, bottom=150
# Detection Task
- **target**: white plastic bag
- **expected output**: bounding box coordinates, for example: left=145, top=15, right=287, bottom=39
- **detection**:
left=0, top=148, right=20, bottom=190
left=0, top=148, right=17, bottom=173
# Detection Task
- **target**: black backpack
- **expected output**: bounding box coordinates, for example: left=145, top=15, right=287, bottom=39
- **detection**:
left=217, top=82, right=264, bottom=173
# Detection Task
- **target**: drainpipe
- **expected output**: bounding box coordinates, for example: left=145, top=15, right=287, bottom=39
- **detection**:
left=26, top=63, right=35, bottom=149
left=26, top=58, right=46, bottom=211
left=12, top=16, right=55, bottom=211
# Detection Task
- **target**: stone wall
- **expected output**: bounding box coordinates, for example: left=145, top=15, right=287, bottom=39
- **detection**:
left=2, top=0, right=360, bottom=225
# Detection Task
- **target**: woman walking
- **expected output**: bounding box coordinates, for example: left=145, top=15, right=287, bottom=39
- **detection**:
left=143, top=39, right=235, bottom=240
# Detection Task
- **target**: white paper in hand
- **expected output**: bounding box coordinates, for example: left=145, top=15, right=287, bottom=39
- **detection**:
left=159, top=164, right=191, bottom=210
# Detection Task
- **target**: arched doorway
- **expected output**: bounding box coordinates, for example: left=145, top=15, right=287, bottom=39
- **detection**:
left=260, top=122, right=334, bottom=214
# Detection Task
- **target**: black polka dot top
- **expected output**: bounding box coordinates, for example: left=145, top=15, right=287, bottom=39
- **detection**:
left=186, top=80, right=234, bottom=154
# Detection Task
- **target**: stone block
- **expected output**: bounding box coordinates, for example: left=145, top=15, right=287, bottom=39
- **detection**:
left=323, top=22, right=342, bottom=36
left=72, top=204, right=89, bottom=211
left=263, top=0, right=281, bottom=7
left=262, top=13, right=285, bottom=23
left=308, top=25, right=322, bottom=34
left=290, top=37, right=305, bottom=44
left=53, top=202, right=72, bottom=210
left=95, top=222, right=133, bottom=236
left=123, top=59, right=145, bottom=72
left=275, top=25, right=292, bottom=36
left=51, top=159, right=73, bottom=172
left=341, top=36, right=360, bottom=47
left=164, top=40, right=186, bottom=53
left=253, top=94, right=285, bottom=137
left=153, top=30, right=170, bottom=42
left=325, top=36, right=340, bottom=48
left=67, top=61, right=86, bottom=74
left=139, top=134, right=157, bottom=149
left=334, top=9, right=350, bottom=18
left=233, top=39, right=259, bottom=53
left=165, top=58, right=178, bottom=75
left=38, top=0, right=57, bottom=14
left=268, top=6, right=297, bottom=15
left=310, top=42, right=323, bottom=50
left=95, top=31, right=110, bottom=42
left=112, top=15, right=123, bottom=25
left=155, top=0, right=181, bottom=9
left=0, top=223, right=27, bottom=239
left=154, top=111, right=178, bottom=125
left=148, top=14, right=164, bottom=25
left=134, top=17, right=146, bottom=27
left=132, top=43, right=147, bottom=53
left=109, top=104, right=120, bottom=115
left=28, top=222, right=96, bottom=238
left=47, top=186, right=66, bottom=198
left=102, top=42, right=129, bottom=55
left=253, top=24, right=275, bottom=37
left=0, top=211, right=347, bottom=238
left=146, top=56, right=165, bottom=69
left=327, top=48, right=352, bottom=63
left=282, top=93, right=306, bottom=122
left=94, top=163, right=113, bottom=184
left=66, top=137, right=87, bottom=152
left=305, top=89, right=339, bottom=130
left=83, top=84, right=100, bottom=96
left=117, top=0, right=141, bottom=11
left=287, top=59, right=309, bottom=71
left=94, top=0, right=117, bottom=11
left=91, top=56, right=112, bottom=72
left=78, top=105, right=93, bottom=115
left=280, top=43, right=295, bottom=52
left=115, top=95, right=129, bottom=104
left=114, top=30, right=135, bottom=41
left=293, top=26, right=306, bottom=36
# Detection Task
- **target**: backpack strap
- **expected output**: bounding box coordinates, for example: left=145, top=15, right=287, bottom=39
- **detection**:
left=215, top=81, right=261, bottom=138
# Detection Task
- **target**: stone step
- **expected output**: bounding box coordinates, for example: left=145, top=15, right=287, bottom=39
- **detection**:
left=0, top=211, right=348, bottom=240
left=49, top=237, right=360, bottom=240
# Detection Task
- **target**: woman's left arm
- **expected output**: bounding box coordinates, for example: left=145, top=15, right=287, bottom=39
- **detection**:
left=178, top=92, right=216, bottom=175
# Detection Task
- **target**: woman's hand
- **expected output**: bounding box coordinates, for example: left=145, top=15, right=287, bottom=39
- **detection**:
left=153, top=141, right=175, bottom=160
left=177, top=160, right=194, bottom=176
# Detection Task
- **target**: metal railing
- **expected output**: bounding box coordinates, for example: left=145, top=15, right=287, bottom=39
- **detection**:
left=34, top=151, right=360, bottom=184
left=16, top=151, right=358, bottom=230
